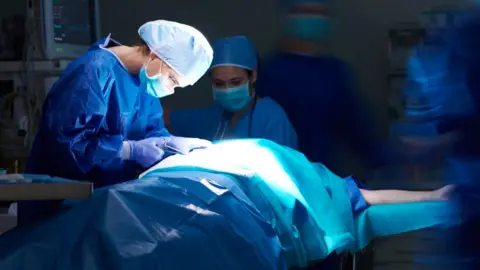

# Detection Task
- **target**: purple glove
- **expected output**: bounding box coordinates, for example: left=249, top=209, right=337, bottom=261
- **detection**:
left=121, top=136, right=211, bottom=168
left=126, top=137, right=169, bottom=168
left=165, top=136, right=212, bottom=155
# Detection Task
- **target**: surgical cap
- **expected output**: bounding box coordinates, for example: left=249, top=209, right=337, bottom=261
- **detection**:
left=138, top=20, right=213, bottom=87
left=210, top=36, right=258, bottom=71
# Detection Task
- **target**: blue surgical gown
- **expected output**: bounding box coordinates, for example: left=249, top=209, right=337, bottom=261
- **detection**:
left=255, top=54, right=380, bottom=173
left=170, top=97, right=298, bottom=149
left=20, top=36, right=169, bottom=223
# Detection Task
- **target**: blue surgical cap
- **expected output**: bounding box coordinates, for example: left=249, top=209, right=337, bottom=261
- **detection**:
left=210, top=36, right=258, bottom=71
left=138, top=20, right=213, bottom=87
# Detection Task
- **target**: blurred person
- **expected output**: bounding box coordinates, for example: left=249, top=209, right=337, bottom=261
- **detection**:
left=404, top=9, right=480, bottom=269
left=255, top=0, right=382, bottom=175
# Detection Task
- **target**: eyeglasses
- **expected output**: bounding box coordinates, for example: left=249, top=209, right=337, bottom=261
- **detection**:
left=146, top=58, right=180, bottom=89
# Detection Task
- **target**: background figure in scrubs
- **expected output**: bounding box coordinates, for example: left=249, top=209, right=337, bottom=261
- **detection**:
left=405, top=10, right=480, bottom=269
left=165, top=36, right=298, bottom=149
left=255, top=0, right=379, bottom=175
left=20, top=20, right=213, bottom=224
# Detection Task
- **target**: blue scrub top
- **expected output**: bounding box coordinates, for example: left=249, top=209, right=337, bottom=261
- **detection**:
left=170, top=97, right=298, bottom=149
left=25, top=35, right=170, bottom=187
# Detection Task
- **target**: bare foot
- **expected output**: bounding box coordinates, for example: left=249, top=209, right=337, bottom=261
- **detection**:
left=431, top=185, right=456, bottom=201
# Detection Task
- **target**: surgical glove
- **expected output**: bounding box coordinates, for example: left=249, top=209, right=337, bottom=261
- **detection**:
left=124, top=137, right=168, bottom=168
left=165, top=136, right=212, bottom=155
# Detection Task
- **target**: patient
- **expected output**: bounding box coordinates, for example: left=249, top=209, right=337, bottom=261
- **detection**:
left=142, top=139, right=456, bottom=266
left=0, top=139, right=455, bottom=270
left=148, top=141, right=454, bottom=214
left=146, top=139, right=455, bottom=214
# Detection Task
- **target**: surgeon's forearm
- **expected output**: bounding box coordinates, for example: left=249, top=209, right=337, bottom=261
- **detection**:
left=360, top=189, right=434, bottom=205
left=69, top=133, right=125, bottom=173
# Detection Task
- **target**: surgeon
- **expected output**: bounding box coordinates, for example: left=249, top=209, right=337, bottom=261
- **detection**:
left=164, top=36, right=298, bottom=149
left=19, top=20, right=214, bottom=224
left=255, top=0, right=380, bottom=175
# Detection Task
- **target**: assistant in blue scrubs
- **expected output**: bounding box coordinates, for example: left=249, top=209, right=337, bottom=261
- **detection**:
left=167, top=36, right=298, bottom=149
left=255, top=1, right=380, bottom=175
left=20, top=20, right=213, bottom=224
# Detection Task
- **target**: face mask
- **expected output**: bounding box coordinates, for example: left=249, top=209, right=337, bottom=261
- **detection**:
left=285, top=15, right=332, bottom=42
left=139, top=65, right=174, bottom=98
left=213, top=83, right=252, bottom=112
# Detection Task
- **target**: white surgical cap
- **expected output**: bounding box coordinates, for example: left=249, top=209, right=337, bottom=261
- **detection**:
left=138, top=20, right=213, bottom=87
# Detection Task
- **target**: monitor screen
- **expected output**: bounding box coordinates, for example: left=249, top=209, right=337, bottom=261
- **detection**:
left=52, top=0, right=97, bottom=46
left=42, top=0, right=100, bottom=59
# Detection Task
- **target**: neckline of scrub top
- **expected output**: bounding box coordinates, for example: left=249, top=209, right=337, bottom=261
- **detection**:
left=94, top=34, right=143, bottom=104
left=229, top=97, right=259, bottom=127
left=217, top=96, right=261, bottom=140
left=97, top=34, right=128, bottom=71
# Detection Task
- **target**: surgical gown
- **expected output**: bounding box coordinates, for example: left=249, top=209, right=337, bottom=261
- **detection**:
left=21, top=36, right=170, bottom=223
left=255, top=53, right=380, bottom=174
left=169, top=97, right=298, bottom=149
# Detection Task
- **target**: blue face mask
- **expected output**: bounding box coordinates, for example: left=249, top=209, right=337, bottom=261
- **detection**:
left=285, top=16, right=332, bottom=42
left=213, top=83, right=252, bottom=112
left=139, top=66, right=175, bottom=98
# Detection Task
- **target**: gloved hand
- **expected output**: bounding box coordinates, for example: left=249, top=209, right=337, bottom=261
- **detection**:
left=120, top=136, right=212, bottom=168
left=124, top=137, right=169, bottom=168
left=165, top=136, right=212, bottom=155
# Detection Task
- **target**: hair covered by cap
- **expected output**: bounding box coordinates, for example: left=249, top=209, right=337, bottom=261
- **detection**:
left=210, top=36, right=258, bottom=70
left=138, top=20, right=213, bottom=87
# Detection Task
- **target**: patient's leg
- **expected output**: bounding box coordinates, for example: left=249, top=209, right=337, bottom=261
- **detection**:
left=360, top=185, right=454, bottom=205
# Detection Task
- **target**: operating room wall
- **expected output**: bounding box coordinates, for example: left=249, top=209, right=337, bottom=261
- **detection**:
left=327, top=0, right=473, bottom=176
left=97, top=0, right=473, bottom=177
left=330, top=0, right=473, bottom=116
left=98, top=0, right=283, bottom=109
left=0, top=2, right=24, bottom=17
left=99, top=0, right=473, bottom=110
left=0, top=0, right=473, bottom=109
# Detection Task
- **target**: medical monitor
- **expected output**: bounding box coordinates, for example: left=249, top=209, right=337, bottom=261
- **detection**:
left=41, top=0, right=100, bottom=60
